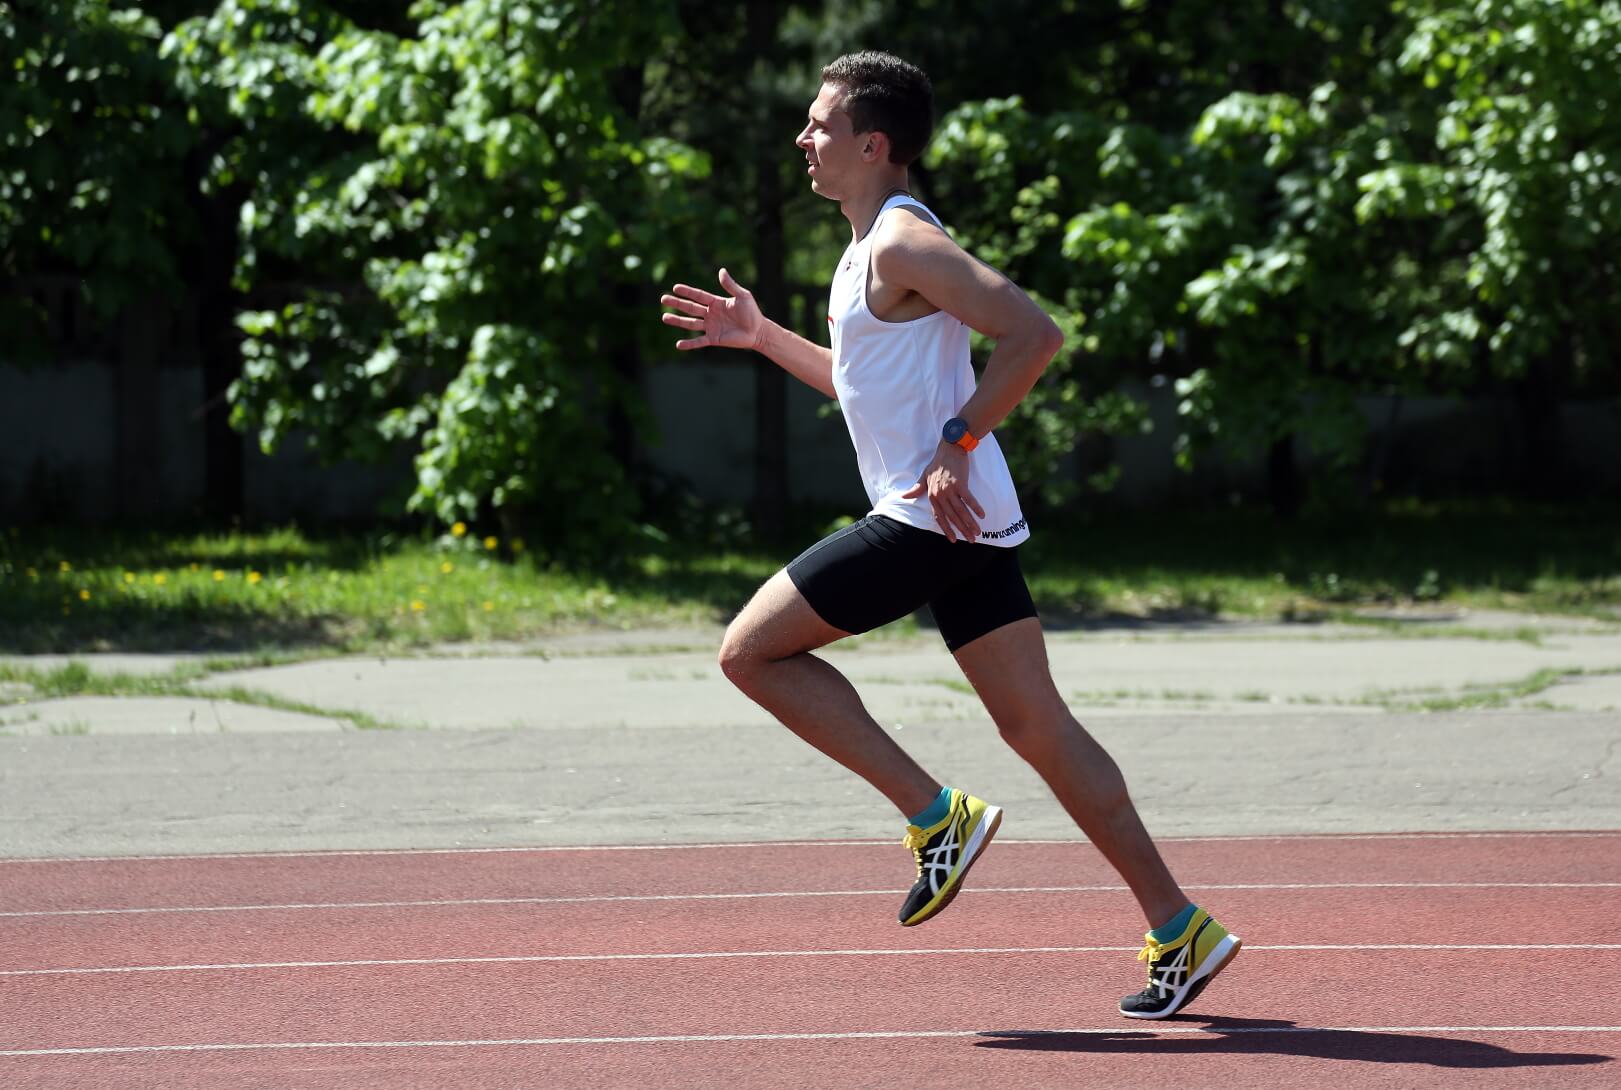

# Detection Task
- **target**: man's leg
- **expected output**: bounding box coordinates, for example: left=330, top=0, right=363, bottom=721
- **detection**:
left=952, top=616, right=1189, bottom=929
left=718, top=569, right=940, bottom=818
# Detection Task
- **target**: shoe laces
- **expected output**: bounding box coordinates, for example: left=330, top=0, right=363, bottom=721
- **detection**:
left=1137, top=937, right=1164, bottom=968
left=902, top=827, right=927, bottom=875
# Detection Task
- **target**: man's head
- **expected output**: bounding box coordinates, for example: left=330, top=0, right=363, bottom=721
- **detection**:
left=820, top=52, right=934, bottom=165
left=797, top=52, right=933, bottom=199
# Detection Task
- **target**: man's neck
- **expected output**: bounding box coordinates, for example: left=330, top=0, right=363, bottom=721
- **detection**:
left=841, top=172, right=914, bottom=242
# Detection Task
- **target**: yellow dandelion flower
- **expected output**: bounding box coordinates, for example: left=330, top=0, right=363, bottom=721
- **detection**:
left=481, top=600, right=495, bottom=612
left=59, top=560, right=72, bottom=573
left=483, top=535, right=499, bottom=551
left=440, top=561, right=455, bottom=574
left=153, top=573, right=167, bottom=586
left=213, top=570, right=226, bottom=582
left=247, top=571, right=263, bottom=585
left=79, top=589, right=91, bottom=600
left=410, top=599, right=427, bottom=612
left=123, top=572, right=136, bottom=584
left=451, top=521, right=468, bottom=538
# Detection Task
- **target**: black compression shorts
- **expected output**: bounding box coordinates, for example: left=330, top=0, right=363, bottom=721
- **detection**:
left=785, top=514, right=1038, bottom=651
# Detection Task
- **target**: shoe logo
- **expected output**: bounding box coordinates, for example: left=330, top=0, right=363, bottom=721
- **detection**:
left=1150, top=943, right=1191, bottom=998
left=1148, top=916, right=1213, bottom=997
left=921, top=819, right=963, bottom=895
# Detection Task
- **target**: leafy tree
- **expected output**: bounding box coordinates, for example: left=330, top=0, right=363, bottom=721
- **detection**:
left=0, top=1, right=198, bottom=359
left=919, top=0, right=1621, bottom=510
left=1362, top=0, right=1621, bottom=490
left=167, top=0, right=715, bottom=551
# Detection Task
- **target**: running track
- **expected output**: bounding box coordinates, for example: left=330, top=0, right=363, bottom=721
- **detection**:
left=2, top=832, right=1617, bottom=1089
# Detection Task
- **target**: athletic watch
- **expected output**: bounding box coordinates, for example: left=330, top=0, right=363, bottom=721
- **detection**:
left=942, top=416, right=979, bottom=453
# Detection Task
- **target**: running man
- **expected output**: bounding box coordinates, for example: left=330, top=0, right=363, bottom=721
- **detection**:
left=658, top=51, right=1239, bottom=1019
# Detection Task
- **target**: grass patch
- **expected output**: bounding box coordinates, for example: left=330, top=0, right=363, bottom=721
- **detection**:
left=0, top=525, right=773, bottom=654
left=1362, top=666, right=1582, bottom=712
left=0, top=661, right=401, bottom=730
left=0, top=500, right=1617, bottom=654
left=1021, top=500, right=1621, bottom=626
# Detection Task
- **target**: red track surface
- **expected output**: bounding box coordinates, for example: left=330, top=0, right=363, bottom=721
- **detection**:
left=2, top=832, right=1618, bottom=1089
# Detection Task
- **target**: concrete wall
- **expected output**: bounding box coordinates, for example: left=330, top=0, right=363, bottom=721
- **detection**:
left=641, top=358, right=864, bottom=509
left=3, top=353, right=1619, bottom=526
left=0, top=361, right=411, bottom=525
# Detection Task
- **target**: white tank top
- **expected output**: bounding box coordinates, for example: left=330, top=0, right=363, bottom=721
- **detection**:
left=827, top=195, right=1030, bottom=546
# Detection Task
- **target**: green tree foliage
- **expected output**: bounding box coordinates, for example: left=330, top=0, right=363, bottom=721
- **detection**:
left=1367, top=0, right=1621, bottom=377
left=10, top=0, right=1619, bottom=540
left=920, top=0, right=1620, bottom=503
left=166, top=0, right=714, bottom=550
left=0, top=1, right=197, bottom=358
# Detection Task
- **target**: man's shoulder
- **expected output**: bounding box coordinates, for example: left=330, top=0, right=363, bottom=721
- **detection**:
left=871, top=204, right=956, bottom=269
left=879, top=202, right=947, bottom=239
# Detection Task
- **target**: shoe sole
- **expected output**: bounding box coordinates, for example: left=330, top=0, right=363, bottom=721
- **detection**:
left=1119, top=933, right=1242, bottom=1020
left=900, top=805, right=1002, bottom=927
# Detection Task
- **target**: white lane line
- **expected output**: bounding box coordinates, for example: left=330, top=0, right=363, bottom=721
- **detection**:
left=4, top=1025, right=1621, bottom=1057
left=4, top=830, right=1617, bottom=864
left=4, top=881, right=1619, bottom=920
left=3, top=944, right=1616, bottom=979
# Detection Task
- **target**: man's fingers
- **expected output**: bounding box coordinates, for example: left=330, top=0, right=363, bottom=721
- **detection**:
left=674, top=335, right=710, bottom=351
left=718, top=267, right=747, bottom=296
left=671, top=283, right=723, bottom=306
left=952, top=511, right=981, bottom=542
left=662, top=294, right=709, bottom=319
left=662, top=313, right=705, bottom=332
left=900, top=481, right=926, bottom=499
left=943, top=495, right=981, bottom=541
left=964, top=489, right=986, bottom=519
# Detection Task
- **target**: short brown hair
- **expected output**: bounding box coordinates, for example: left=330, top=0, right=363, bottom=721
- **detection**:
left=820, top=52, right=934, bottom=166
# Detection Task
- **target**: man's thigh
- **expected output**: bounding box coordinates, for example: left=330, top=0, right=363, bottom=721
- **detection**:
left=951, top=615, right=1067, bottom=724
left=782, top=516, right=949, bottom=639
left=723, top=568, right=850, bottom=662
left=928, top=544, right=1038, bottom=653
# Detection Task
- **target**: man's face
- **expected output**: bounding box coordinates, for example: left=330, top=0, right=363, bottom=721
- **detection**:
left=796, top=82, right=863, bottom=199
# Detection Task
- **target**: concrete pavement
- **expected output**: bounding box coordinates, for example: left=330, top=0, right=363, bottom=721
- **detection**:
left=1, top=615, right=1617, bottom=857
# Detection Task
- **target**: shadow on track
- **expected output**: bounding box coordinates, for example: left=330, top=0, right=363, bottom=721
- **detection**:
left=974, top=1017, right=1613, bottom=1069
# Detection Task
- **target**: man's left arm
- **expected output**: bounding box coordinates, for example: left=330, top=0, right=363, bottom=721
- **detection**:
left=883, top=216, right=1065, bottom=541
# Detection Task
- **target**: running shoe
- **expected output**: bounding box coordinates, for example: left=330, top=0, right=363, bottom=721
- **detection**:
left=897, top=789, right=1002, bottom=926
left=1118, top=907, right=1241, bottom=1019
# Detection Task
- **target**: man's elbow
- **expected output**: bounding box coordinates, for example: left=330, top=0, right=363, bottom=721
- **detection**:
left=1034, top=317, right=1065, bottom=362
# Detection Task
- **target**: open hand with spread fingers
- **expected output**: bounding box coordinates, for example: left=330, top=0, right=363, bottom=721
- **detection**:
left=660, top=268, right=764, bottom=352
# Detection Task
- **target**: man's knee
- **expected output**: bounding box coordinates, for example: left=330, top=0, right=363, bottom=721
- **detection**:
left=995, top=707, right=1056, bottom=760
left=717, top=622, right=758, bottom=688
left=989, top=689, right=1067, bottom=754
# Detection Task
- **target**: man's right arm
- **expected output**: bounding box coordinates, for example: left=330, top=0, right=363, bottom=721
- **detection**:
left=661, top=268, right=837, bottom=400
left=753, top=318, right=837, bottom=400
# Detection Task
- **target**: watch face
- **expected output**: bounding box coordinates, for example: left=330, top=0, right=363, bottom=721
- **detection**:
left=943, top=418, right=967, bottom=443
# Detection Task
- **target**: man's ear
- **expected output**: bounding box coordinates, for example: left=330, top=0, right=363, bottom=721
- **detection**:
left=862, top=132, right=888, bottom=163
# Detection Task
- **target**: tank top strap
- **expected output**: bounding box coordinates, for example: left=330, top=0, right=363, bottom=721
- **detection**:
left=875, top=194, right=944, bottom=232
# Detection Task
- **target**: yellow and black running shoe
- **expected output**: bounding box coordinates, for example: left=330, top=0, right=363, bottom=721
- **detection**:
left=1119, top=907, right=1241, bottom=1019
left=897, top=789, right=1002, bottom=927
